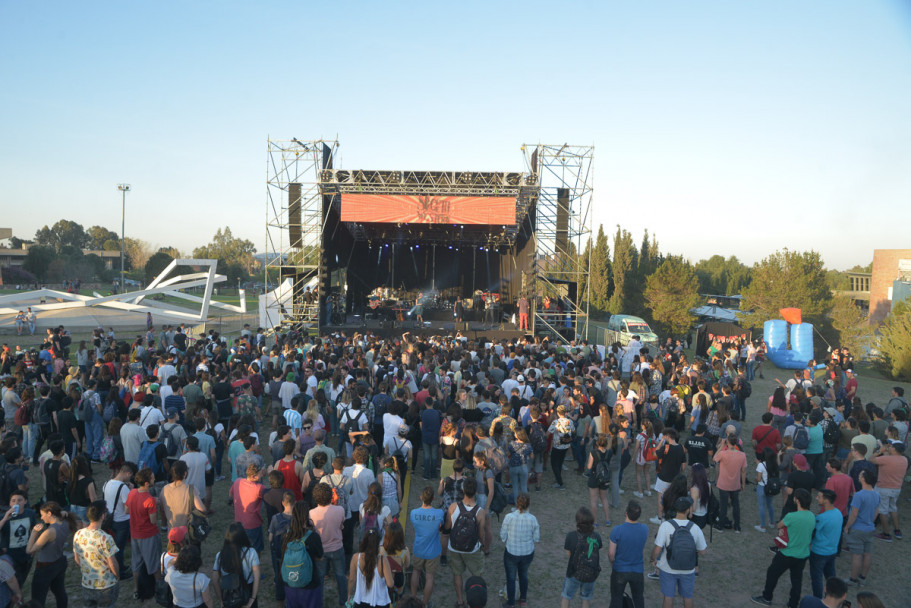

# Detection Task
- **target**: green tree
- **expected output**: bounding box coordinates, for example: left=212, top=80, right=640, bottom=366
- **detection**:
left=192, top=227, right=257, bottom=282
left=589, top=225, right=612, bottom=315
left=645, top=256, right=701, bottom=337
left=34, top=219, right=87, bottom=252
left=9, top=236, right=32, bottom=249
left=608, top=226, right=639, bottom=316
left=877, top=300, right=911, bottom=381
left=578, top=237, right=591, bottom=314
left=694, top=255, right=752, bottom=295
left=23, top=245, right=55, bottom=280
left=145, top=251, right=175, bottom=282
left=85, top=226, right=120, bottom=250
left=828, top=295, right=874, bottom=356
left=740, top=249, right=832, bottom=328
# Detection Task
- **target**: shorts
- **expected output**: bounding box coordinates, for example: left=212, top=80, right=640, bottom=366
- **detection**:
left=654, top=478, right=671, bottom=494
left=659, top=569, right=696, bottom=599
left=876, top=487, right=900, bottom=515
left=205, top=468, right=215, bottom=487
left=82, top=583, right=120, bottom=608
left=844, top=528, right=873, bottom=555
left=448, top=550, right=483, bottom=576
left=561, top=576, right=595, bottom=601
left=131, top=535, right=162, bottom=576
left=412, top=556, right=440, bottom=575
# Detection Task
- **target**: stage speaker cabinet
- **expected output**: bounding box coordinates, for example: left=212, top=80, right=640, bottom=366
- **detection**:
left=289, top=182, right=302, bottom=248
left=555, top=187, right=570, bottom=260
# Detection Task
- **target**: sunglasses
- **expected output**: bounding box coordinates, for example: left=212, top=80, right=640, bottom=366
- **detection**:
left=303, top=426, right=313, bottom=430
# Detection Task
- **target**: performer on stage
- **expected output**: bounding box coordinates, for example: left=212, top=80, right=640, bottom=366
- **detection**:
left=484, top=294, right=496, bottom=327
left=517, top=294, right=529, bottom=331
left=454, top=296, right=464, bottom=324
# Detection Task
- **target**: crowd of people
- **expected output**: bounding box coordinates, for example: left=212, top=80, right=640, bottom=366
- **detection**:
left=0, top=323, right=904, bottom=608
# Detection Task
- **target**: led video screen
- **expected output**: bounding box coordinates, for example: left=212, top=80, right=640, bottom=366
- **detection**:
left=340, top=193, right=516, bottom=225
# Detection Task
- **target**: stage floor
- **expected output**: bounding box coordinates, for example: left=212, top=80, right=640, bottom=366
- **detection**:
left=322, top=315, right=533, bottom=342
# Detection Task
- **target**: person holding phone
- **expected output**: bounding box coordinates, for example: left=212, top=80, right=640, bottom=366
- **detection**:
left=0, top=491, right=37, bottom=586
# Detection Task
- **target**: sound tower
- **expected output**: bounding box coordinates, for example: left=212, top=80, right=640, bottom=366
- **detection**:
left=288, top=183, right=302, bottom=249
left=555, top=187, right=570, bottom=263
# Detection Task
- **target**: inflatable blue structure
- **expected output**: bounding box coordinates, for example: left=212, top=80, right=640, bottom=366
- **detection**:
left=764, top=320, right=814, bottom=369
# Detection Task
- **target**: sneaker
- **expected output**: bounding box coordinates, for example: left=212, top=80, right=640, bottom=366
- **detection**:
left=894, top=529, right=903, bottom=540
left=552, top=483, right=565, bottom=490
left=646, top=571, right=660, bottom=580
left=604, top=520, right=611, bottom=527
left=645, top=490, right=653, bottom=497
left=633, top=491, right=644, bottom=498
left=754, top=525, right=767, bottom=533
left=768, top=545, right=778, bottom=554
left=845, top=578, right=860, bottom=587
left=750, top=596, right=771, bottom=606
left=713, top=524, right=724, bottom=533
left=858, top=576, right=867, bottom=586
left=215, top=475, right=226, bottom=482
left=618, top=489, right=625, bottom=494
left=649, top=516, right=661, bottom=524
left=735, top=528, right=742, bottom=534
left=874, top=532, right=893, bottom=542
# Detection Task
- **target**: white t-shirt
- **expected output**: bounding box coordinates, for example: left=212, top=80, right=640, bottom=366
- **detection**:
left=655, top=519, right=707, bottom=575
left=278, top=381, right=300, bottom=410
left=103, top=479, right=130, bottom=523
left=306, top=374, right=319, bottom=398
left=139, top=406, right=165, bottom=430
left=384, top=436, right=412, bottom=458
left=756, top=462, right=769, bottom=486
left=157, top=364, right=177, bottom=385
left=213, top=547, right=260, bottom=584
left=383, top=413, right=404, bottom=441
left=165, top=570, right=210, bottom=608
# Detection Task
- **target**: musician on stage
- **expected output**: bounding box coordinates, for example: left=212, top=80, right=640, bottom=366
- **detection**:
left=454, top=296, right=464, bottom=324
left=484, top=293, right=496, bottom=327
left=517, top=294, right=529, bottom=331
left=413, top=292, right=425, bottom=325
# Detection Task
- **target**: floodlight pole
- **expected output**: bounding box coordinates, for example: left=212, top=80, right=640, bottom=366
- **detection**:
left=117, top=184, right=131, bottom=293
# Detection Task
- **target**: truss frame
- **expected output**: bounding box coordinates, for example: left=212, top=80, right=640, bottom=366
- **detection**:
left=523, top=144, right=594, bottom=343
left=265, top=139, right=338, bottom=328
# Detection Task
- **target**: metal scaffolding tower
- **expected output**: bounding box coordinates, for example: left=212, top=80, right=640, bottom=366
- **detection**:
left=523, top=144, right=594, bottom=342
left=265, top=139, right=338, bottom=328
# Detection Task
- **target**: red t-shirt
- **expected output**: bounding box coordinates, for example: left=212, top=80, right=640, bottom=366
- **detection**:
left=751, top=425, right=781, bottom=456
left=126, top=488, right=158, bottom=539
left=230, top=478, right=266, bottom=529
left=824, top=472, right=854, bottom=516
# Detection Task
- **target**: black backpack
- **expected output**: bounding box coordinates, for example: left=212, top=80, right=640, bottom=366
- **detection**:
left=741, top=380, right=752, bottom=398
left=594, top=451, right=612, bottom=488
left=793, top=426, right=810, bottom=451
left=822, top=419, right=839, bottom=445
left=705, top=489, right=720, bottom=528
left=528, top=422, right=547, bottom=453
left=665, top=520, right=698, bottom=570
left=155, top=554, right=174, bottom=607
left=162, top=424, right=182, bottom=459
left=450, top=502, right=481, bottom=552
left=571, top=533, right=601, bottom=583
left=488, top=481, right=508, bottom=518
left=219, top=553, right=251, bottom=608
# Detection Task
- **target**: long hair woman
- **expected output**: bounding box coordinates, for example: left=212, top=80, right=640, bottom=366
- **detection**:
left=347, top=528, right=393, bottom=608
left=634, top=420, right=655, bottom=498
left=586, top=435, right=612, bottom=526
left=379, top=521, right=410, bottom=602
left=689, top=463, right=711, bottom=529
left=755, top=447, right=779, bottom=532
left=282, top=502, right=324, bottom=608
left=165, top=544, right=214, bottom=608
left=67, top=454, right=97, bottom=524
left=26, top=501, right=78, bottom=608
left=211, top=523, right=261, bottom=608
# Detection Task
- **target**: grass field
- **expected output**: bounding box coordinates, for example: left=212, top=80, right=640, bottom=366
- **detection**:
left=14, top=358, right=911, bottom=607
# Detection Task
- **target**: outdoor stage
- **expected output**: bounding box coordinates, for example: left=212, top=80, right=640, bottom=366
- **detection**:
left=321, top=315, right=531, bottom=342
left=263, top=141, right=593, bottom=343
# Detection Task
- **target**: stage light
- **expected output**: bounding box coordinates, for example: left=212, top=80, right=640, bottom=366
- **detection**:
left=448, top=246, right=453, bottom=250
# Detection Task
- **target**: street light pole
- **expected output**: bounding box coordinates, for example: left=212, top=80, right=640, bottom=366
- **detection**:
left=117, top=184, right=131, bottom=293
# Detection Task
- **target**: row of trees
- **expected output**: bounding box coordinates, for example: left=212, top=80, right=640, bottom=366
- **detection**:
left=2, top=220, right=258, bottom=285
left=577, top=228, right=878, bottom=371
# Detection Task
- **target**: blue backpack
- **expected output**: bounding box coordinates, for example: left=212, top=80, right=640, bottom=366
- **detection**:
left=281, top=531, right=313, bottom=588
left=137, top=440, right=163, bottom=475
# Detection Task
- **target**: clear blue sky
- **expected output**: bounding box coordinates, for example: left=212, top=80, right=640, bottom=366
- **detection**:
left=2, top=1, right=909, bottom=269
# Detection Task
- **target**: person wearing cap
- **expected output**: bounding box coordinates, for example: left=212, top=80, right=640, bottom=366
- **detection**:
left=465, top=574, right=487, bottom=608
left=73, top=500, right=120, bottom=607
left=808, top=489, right=842, bottom=599
left=649, top=496, right=707, bottom=608
left=870, top=439, right=908, bottom=541
left=162, top=525, right=188, bottom=573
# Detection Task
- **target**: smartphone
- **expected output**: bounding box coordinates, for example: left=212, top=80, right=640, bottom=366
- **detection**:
left=11, top=505, right=19, bottom=516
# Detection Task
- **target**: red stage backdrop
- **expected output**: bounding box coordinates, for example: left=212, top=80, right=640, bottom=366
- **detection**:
left=340, top=193, right=516, bottom=225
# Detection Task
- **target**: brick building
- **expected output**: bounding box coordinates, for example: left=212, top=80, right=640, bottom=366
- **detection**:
left=869, top=248, right=911, bottom=325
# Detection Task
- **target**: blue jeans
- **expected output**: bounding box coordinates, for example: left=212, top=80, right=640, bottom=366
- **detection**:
left=422, top=441, right=438, bottom=478
left=112, top=519, right=131, bottom=575
left=320, top=548, right=347, bottom=605
left=809, top=552, right=836, bottom=599
left=571, top=437, right=587, bottom=470
left=503, top=550, right=534, bottom=606
left=610, top=570, right=644, bottom=608
left=22, top=424, right=35, bottom=463
left=86, top=416, right=104, bottom=459
left=509, top=465, right=528, bottom=502
left=733, top=396, right=746, bottom=422
left=756, top=484, right=776, bottom=528
left=245, top=525, right=264, bottom=553
left=561, top=576, right=595, bottom=601
left=746, top=361, right=755, bottom=381
left=214, top=438, right=225, bottom=476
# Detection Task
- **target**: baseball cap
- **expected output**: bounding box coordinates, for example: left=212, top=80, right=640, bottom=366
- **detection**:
left=823, top=407, right=838, bottom=418
left=517, top=375, right=525, bottom=382
left=168, top=526, right=187, bottom=544
left=793, top=454, right=808, bottom=470
left=673, top=496, right=694, bottom=512
left=166, top=407, right=179, bottom=419
left=464, top=575, right=487, bottom=608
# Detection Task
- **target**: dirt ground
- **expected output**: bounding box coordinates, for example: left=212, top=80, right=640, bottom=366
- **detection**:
left=15, top=358, right=911, bottom=607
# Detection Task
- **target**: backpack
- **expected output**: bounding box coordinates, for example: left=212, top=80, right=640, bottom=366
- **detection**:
left=340, top=408, right=363, bottom=443
left=528, top=422, right=547, bottom=453
left=449, top=502, right=481, bottom=552
left=372, top=397, right=388, bottom=428
left=187, top=510, right=211, bottom=544
left=665, top=520, right=698, bottom=570
left=102, top=400, right=117, bottom=424
left=326, top=475, right=349, bottom=515
left=485, top=445, right=507, bottom=476
left=99, top=436, right=117, bottom=464
left=281, top=532, right=314, bottom=588
left=570, top=533, right=601, bottom=583
left=793, top=426, right=809, bottom=451
left=822, top=419, right=839, bottom=445
left=764, top=474, right=782, bottom=496
left=80, top=395, right=95, bottom=422
left=219, top=552, right=252, bottom=608
left=360, top=511, right=381, bottom=537
left=488, top=481, right=508, bottom=518
left=705, top=489, right=720, bottom=528
left=162, top=424, right=182, bottom=459
left=155, top=554, right=174, bottom=607
left=14, top=402, right=30, bottom=426
left=741, top=381, right=752, bottom=398
left=137, top=441, right=163, bottom=475
left=595, top=452, right=612, bottom=488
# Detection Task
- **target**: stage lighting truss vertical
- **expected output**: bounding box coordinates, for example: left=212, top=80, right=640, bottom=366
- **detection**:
left=523, top=144, right=594, bottom=342
left=265, top=138, right=339, bottom=328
